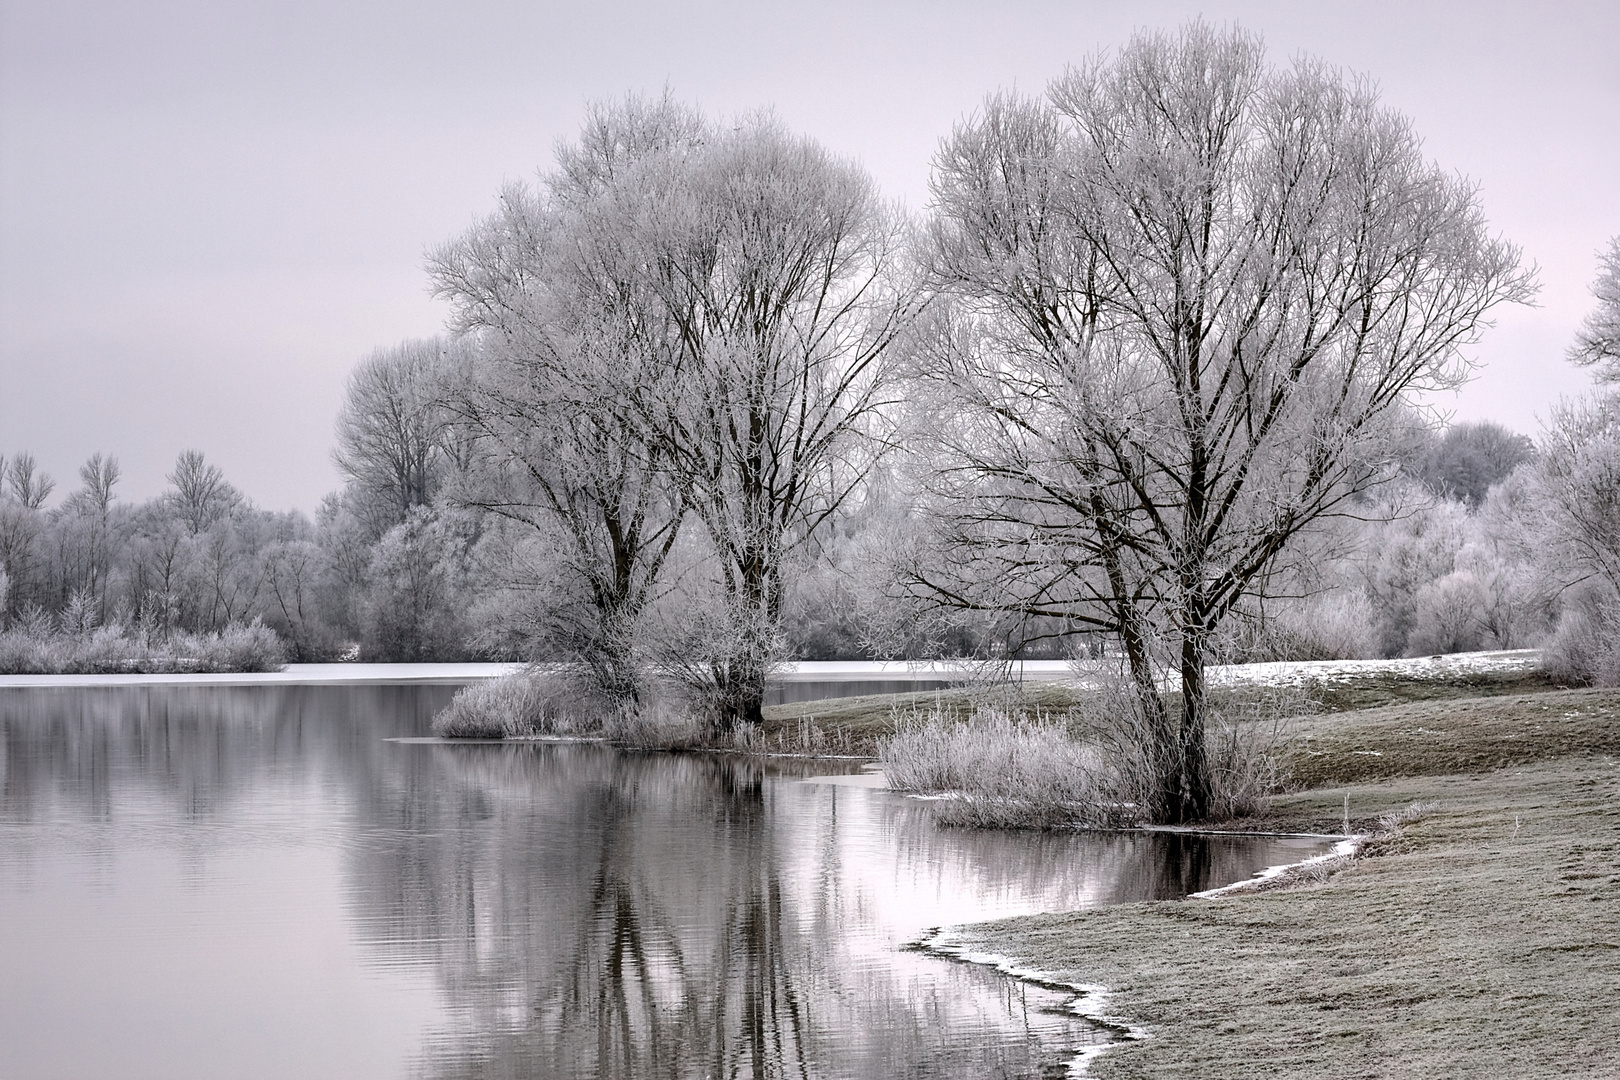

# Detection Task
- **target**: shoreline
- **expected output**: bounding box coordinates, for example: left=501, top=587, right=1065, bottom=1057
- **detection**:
left=942, top=758, right=1620, bottom=1075
left=0, top=662, right=526, bottom=688
left=917, top=928, right=1147, bottom=1076
left=917, top=828, right=1367, bottom=1076
left=0, top=658, right=1070, bottom=690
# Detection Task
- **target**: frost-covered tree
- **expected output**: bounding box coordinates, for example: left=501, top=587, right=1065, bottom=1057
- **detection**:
left=1533, top=237, right=1620, bottom=685
left=641, top=113, right=918, bottom=729
left=432, top=97, right=918, bottom=723
left=911, top=24, right=1534, bottom=822
left=1570, top=237, right=1620, bottom=380
left=6, top=453, right=54, bottom=510
left=429, top=95, right=700, bottom=703
left=1415, top=421, right=1534, bottom=507
left=166, top=450, right=242, bottom=536
left=333, top=338, right=466, bottom=537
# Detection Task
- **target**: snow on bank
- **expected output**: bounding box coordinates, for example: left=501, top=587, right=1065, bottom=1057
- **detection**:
left=778, top=649, right=1543, bottom=693
left=1204, top=649, right=1541, bottom=690
left=775, top=659, right=1077, bottom=683
left=1190, top=836, right=1362, bottom=898
left=0, top=649, right=1540, bottom=691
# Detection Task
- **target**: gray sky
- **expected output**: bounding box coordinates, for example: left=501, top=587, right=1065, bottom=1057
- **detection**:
left=2, top=0, right=1617, bottom=511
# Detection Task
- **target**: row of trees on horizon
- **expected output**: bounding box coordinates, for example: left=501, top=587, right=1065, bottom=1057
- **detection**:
left=0, top=417, right=1556, bottom=658
left=5, top=24, right=1618, bottom=822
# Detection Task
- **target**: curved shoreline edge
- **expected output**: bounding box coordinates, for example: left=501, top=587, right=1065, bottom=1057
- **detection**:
left=918, top=833, right=1366, bottom=1076
left=916, top=926, right=1148, bottom=1077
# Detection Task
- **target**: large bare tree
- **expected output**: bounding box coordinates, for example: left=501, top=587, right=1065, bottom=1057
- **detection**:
left=912, top=24, right=1535, bottom=822
left=643, top=115, right=919, bottom=729
left=433, top=99, right=917, bottom=724
left=428, top=96, right=701, bottom=704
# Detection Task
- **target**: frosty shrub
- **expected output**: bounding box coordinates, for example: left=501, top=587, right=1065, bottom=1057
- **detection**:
left=0, top=617, right=285, bottom=675
left=1074, top=674, right=1297, bottom=824
left=1405, top=572, right=1491, bottom=656
left=187, top=622, right=287, bottom=673
left=431, top=667, right=600, bottom=738
left=1227, top=593, right=1381, bottom=663
left=0, top=627, right=61, bottom=674
left=1541, top=585, right=1620, bottom=687
left=880, top=674, right=1299, bottom=830
left=881, top=707, right=1114, bottom=829
left=602, top=697, right=708, bottom=751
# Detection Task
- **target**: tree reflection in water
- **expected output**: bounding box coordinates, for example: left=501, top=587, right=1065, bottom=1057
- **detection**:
left=373, top=746, right=1088, bottom=1080
left=1, top=685, right=1328, bottom=1080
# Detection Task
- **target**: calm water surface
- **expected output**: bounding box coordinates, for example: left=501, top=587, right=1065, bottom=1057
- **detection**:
left=0, top=685, right=1327, bottom=1079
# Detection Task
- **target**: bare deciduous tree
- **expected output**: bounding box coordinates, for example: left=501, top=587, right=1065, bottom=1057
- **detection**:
left=428, top=95, right=699, bottom=703
left=435, top=99, right=919, bottom=725
left=166, top=450, right=243, bottom=536
left=56, top=453, right=123, bottom=615
left=644, top=114, right=919, bottom=729
left=333, top=338, right=464, bottom=536
left=1570, top=237, right=1620, bottom=379
left=912, top=23, right=1535, bottom=822
left=67, top=453, right=119, bottom=516
left=7, top=452, right=55, bottom=510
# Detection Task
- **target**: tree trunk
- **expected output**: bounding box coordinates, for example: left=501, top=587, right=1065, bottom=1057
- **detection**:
left=708, top=563, right=777, bottom=737
left=1175, top=631, right=1213, bottom=824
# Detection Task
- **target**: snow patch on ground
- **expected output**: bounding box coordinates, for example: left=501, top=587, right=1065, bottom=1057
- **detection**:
left=1190, top=836, right=1362, bottom=898
left=0, top=649, right=1540, bottom=691
left=1204, top=649, right=1540, bottom=689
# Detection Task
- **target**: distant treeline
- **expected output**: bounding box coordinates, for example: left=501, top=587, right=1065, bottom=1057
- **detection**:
left=0, top=414, right=1587, bottom=669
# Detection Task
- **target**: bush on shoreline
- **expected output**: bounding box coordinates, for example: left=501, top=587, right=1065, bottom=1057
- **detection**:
left=882, top=708, right=1114, bottom=828
left=0, top=620, right=286, bottom=675
left=880, top=682, right=1299, bottom=829
left=432, top=667, right=792, bottom=750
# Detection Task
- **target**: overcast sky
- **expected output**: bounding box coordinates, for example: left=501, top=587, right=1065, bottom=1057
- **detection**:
left=2, top=0, right=1617, bottom=511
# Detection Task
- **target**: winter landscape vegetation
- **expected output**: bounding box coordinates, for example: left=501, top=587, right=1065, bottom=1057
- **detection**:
left=3, top=18, right=1619, bottom=1079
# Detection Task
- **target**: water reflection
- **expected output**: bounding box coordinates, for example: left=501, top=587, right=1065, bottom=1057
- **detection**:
left=0, top=686, right=1327, bottom=1080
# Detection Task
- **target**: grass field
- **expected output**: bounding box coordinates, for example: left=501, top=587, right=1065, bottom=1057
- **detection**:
left=767, top=663, right=1620, bottom=1076
left=955, top=744, right=1620, bottom=1077
left=963, top=685, right=1620, bottom=1076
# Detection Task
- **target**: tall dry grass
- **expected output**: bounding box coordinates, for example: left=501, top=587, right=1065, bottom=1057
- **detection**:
left=882, top=707, right=1116, bottom=828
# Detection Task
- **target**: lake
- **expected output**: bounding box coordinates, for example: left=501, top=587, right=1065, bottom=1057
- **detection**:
left=0, top=683, right=1328, bottom=1079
